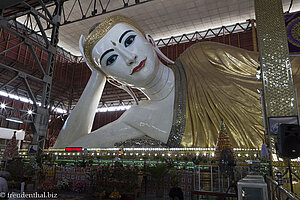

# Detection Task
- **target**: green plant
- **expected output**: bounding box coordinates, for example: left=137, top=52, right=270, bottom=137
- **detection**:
left=169, top=169, right=179, bottom=187
left=72, top=180, right=86, bottom=192
left=23, top=164, right=35, bottom=178
left=149, top=163, right=167, bottom=180
left=148, top=163, right=168, bottom=188
left=6, top=158, right=24, bottom=181
left=56, top=178, right=70, bottom=191
left=38, top=178, right=56, bottom=191
left=88, top=163, right=139, bottom=195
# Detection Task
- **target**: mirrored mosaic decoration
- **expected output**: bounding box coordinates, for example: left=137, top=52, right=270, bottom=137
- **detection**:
left=255, top=0, right=298, bottom=118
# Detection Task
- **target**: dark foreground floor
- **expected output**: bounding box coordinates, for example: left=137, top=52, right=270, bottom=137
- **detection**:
left=10, top=192, right=174, bottom=200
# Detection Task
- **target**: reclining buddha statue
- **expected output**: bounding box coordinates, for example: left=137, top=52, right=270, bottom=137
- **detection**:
left=53, top=15, right=300, bottom=148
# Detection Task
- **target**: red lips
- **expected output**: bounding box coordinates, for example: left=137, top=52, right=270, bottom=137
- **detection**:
left=130, top=58, right=147, bottom=75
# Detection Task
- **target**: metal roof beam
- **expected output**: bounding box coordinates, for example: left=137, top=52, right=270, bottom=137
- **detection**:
left=44, top=0, right=152, bottom=27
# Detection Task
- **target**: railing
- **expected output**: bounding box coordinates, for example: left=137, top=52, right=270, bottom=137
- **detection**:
left=191, top=190, right=237, bottom=200
left=266, top=176, right=300, bottom=200
left=194, top=165, right=250, bottom=193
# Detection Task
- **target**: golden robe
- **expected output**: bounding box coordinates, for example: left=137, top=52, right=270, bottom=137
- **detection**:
left=177, top=41, right=300, bottom=148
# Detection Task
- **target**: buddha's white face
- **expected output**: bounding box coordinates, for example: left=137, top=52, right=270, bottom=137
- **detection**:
left=92, top=23, right=159, bottom=87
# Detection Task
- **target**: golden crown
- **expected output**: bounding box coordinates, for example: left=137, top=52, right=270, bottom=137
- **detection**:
left=83, top=15, right=145, bottom=68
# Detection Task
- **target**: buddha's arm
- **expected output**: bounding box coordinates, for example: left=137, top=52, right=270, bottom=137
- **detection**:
left=67, top=111, right=145, bottom=147
left=53, top=70, right=106, bottom=148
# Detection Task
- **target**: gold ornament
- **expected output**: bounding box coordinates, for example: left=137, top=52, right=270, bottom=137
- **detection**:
left=214, top=120, right=236, bottom=160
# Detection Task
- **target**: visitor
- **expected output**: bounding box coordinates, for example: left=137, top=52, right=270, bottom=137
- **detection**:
left=169, top=187, right=184, bottom=200
left=0, top=171, right=9, bottom=199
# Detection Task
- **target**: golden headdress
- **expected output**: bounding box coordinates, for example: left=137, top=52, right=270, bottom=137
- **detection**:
left=83, top=15, right=145, bottom=68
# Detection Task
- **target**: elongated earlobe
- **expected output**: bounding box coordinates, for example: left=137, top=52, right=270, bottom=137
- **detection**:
left=107, top=77, right=139, bottom=105
left=145, top=34, right=175, bottom=64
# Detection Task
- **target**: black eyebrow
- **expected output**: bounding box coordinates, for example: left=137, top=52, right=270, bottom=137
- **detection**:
left=100, top=49, right=114, bottom=63
left=119, top=30, right=133, bottom=43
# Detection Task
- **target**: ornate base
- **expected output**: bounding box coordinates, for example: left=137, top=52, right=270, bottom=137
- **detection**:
left=114, top=136, right=168, bottom=148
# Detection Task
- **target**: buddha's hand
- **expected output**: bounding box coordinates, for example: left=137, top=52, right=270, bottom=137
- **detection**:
left=79, top=35, right=101, bottom=72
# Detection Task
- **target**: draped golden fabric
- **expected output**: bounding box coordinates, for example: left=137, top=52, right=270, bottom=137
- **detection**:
left=178, top=41, right=300, bottom=148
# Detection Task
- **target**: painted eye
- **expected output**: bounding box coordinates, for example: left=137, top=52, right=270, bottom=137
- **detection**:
left=106, top=54, right=118, bottom=66
left=124, top=35, right=136, bottom=47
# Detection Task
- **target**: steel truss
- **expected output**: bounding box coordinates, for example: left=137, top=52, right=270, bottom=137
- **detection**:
left=8, top=0, right=152, bottom=31
left=0, top=105, right=34, bottom=124
left=41, top=0, right=152, bottom=28
left=155, top=21, right=253, bottom=47
left=0, top=0, right=64, bottom=155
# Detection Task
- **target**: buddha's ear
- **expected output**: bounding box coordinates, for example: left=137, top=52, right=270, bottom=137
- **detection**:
left=145, top=34, right=155, bottom=46
left=145, top=34, right=175, bottom=64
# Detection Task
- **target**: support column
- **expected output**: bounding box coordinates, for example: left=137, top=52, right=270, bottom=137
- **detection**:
left=250, top=19, right=258, bottom=52
left=0, top=0, right=63, bottom=156
left=32, top=0, right=63, bottom=156
left=254, top=0, right=298, bottom=168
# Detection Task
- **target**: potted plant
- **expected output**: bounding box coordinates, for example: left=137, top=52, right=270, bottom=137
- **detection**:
left=168, top=168, right=185, bottom=200
left=56, top=177, right=70, bottom=191
left=148, top=163, right=168, bottom=198
left=38, top=177, right=56, bottom=192
left=71, top=179, right=86, bottom=193
left=6, top=158, right=24, bottom=190
left=88, top=168, right=107, bottom=197
left=119, top=167, right=139, bottom=200
left=169, top=169, right=180, bottom=188
left=109, top=188, right=121, bottom=199
left=23, top=163, right=35, bottom=184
